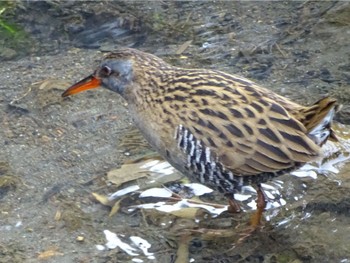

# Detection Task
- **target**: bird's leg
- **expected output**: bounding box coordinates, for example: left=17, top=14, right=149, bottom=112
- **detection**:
left=186, top=189, right=267, bottom=243
left=190, top=188, right=267, bottom=243
left=234, top=185, right=267, bottom=244
left=225, top=193, right=241, bottom=213
left=249, top=184, right=266, bottom=228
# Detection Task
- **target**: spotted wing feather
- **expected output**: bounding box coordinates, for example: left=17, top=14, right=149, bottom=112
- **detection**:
left=165, top=71, right=321, bottom=177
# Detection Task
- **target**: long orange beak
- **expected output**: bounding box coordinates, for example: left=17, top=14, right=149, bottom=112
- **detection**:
left=62, top=75, right=101, bottom=97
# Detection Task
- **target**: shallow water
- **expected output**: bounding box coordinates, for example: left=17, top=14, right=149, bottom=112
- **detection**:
left=1, top=1, right=350, bottom=263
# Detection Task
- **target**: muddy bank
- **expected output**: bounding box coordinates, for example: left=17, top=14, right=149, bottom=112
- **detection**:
left=1, top=1, right=350, bottom=262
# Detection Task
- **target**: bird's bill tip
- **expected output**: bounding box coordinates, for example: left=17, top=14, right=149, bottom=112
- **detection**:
left=62, top=75, right=101, bottom=97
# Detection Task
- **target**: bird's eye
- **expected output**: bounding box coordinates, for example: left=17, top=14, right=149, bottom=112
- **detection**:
left=100, top=66, right=112, bottom=77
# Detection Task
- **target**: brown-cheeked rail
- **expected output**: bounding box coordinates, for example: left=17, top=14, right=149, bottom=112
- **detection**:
left=62, top=48, right=339, bottom=230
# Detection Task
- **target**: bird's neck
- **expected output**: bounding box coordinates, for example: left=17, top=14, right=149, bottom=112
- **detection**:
left=122, top=67, right=181, bottom=154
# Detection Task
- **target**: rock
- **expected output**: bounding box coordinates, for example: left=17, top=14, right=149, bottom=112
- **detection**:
left=0, top=47, right=17, bottom=60
left=324, top=3, right=350, bottom=26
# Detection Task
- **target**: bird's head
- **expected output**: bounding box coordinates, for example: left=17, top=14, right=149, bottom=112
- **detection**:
left=62, top=57, right=134, bottom=98
left=62, top=48, right=172, bottom=101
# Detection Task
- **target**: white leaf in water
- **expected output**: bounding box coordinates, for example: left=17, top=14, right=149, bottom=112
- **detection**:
left=128, top=202, right=167, bottom=212
left=139, top=188, right=173, bottom=198
left=272, top=180, right=284, bottom=187
left=96, top=245, right=105, bottom=251
left=261, top=183, right=279, bottom=191
left=100, top=231, right=155, bottom=259
left=184, top=183, right=213, bottom=196
left=130, top=236, right=154, bottom=258
left=241, top=185, right=256, bottom=193
left=270, top=201, right=283, bottom=209
left=299, top=163, right=318, bottom=171
left=149, top=161, right=173, bottom=172
left=280, top=199, right=287, bottom=206
left=264, top=190, right=276, bottom=200
left=139, top=200, right=184, bottom=213
left=234, top=193, right=251, bottom=201
left=103, top=230, right=139, bottom=256
left=247, top=199, right=257, bottom=210
left=291, top=170, right=317, bottom=179
left=292, top=153, right=350, bottom=177
left=134, top=199, right=227, bottom=217
left=140, top=160, right=160, bottom=169
left=320, top=162, right=339, bottom=174
left=183, top=199, right=227, bottom=216
left=318, top=154, right=350, bottom=174
left=108, top=185, right=140, bottom=201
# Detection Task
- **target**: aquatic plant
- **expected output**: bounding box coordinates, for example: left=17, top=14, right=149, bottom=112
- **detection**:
left=0, top=1, right=32, bottom=60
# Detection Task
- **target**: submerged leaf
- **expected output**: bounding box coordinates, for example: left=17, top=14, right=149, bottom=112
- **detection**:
left=37, top=247, right=63, bottom=259
left=174, top=234, right=191, bottom=263
left=107, top=162, right=150, bottom=187
left=168, top=207, right=203, bottom=219
left=107, top=157, right=182, bottom=189
left=92, top=192, right=110, bottom=206
left=139, top=188, right=173, bottom=198
left=109, top=199, right=122, bottom=217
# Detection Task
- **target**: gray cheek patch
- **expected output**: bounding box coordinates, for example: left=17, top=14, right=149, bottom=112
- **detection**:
left=108, top=60, right=133, bottom=80
left=99, top=60, right=134, bottom=94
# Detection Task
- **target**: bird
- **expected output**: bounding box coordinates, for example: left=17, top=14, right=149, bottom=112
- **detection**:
left=62, top=48, right=339, bottom=228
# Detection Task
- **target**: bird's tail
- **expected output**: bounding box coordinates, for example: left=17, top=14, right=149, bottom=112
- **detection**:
left=300, top=97, right=340, bottom=146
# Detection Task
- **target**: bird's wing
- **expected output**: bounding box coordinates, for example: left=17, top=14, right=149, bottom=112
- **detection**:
left=169, top=71, right=321, bottom=176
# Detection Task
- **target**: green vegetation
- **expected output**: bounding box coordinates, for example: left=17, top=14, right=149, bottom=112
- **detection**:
left=0, top=1, right=32, bottom=60
left=0, top=1, right=20, bottom=33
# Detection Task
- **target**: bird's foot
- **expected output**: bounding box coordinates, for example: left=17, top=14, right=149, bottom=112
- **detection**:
left=226, top=195, right=242, bottom=213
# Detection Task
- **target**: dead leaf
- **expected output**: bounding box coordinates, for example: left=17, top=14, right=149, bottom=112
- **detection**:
left=175, top=40, right=193, bottom=55
left=107, top=165, right=148, bottom=187
left=37, top=247, right=63, bottom=260
left=54, top=210, right=62, bottom=221
left=92, top=192, right=110, bottom=206
left=109, top=199, right=122, bottom=217
left=76, top=236, right=84, bottom=242
left=174, top=234, right=191, bottom=263
left=107, top=157, right=182, bottom=189
left=168, top=207, right=203, bottom=219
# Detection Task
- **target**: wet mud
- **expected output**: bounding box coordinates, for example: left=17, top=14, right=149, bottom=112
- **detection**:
left=1, top=1, right=350, bottom=262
